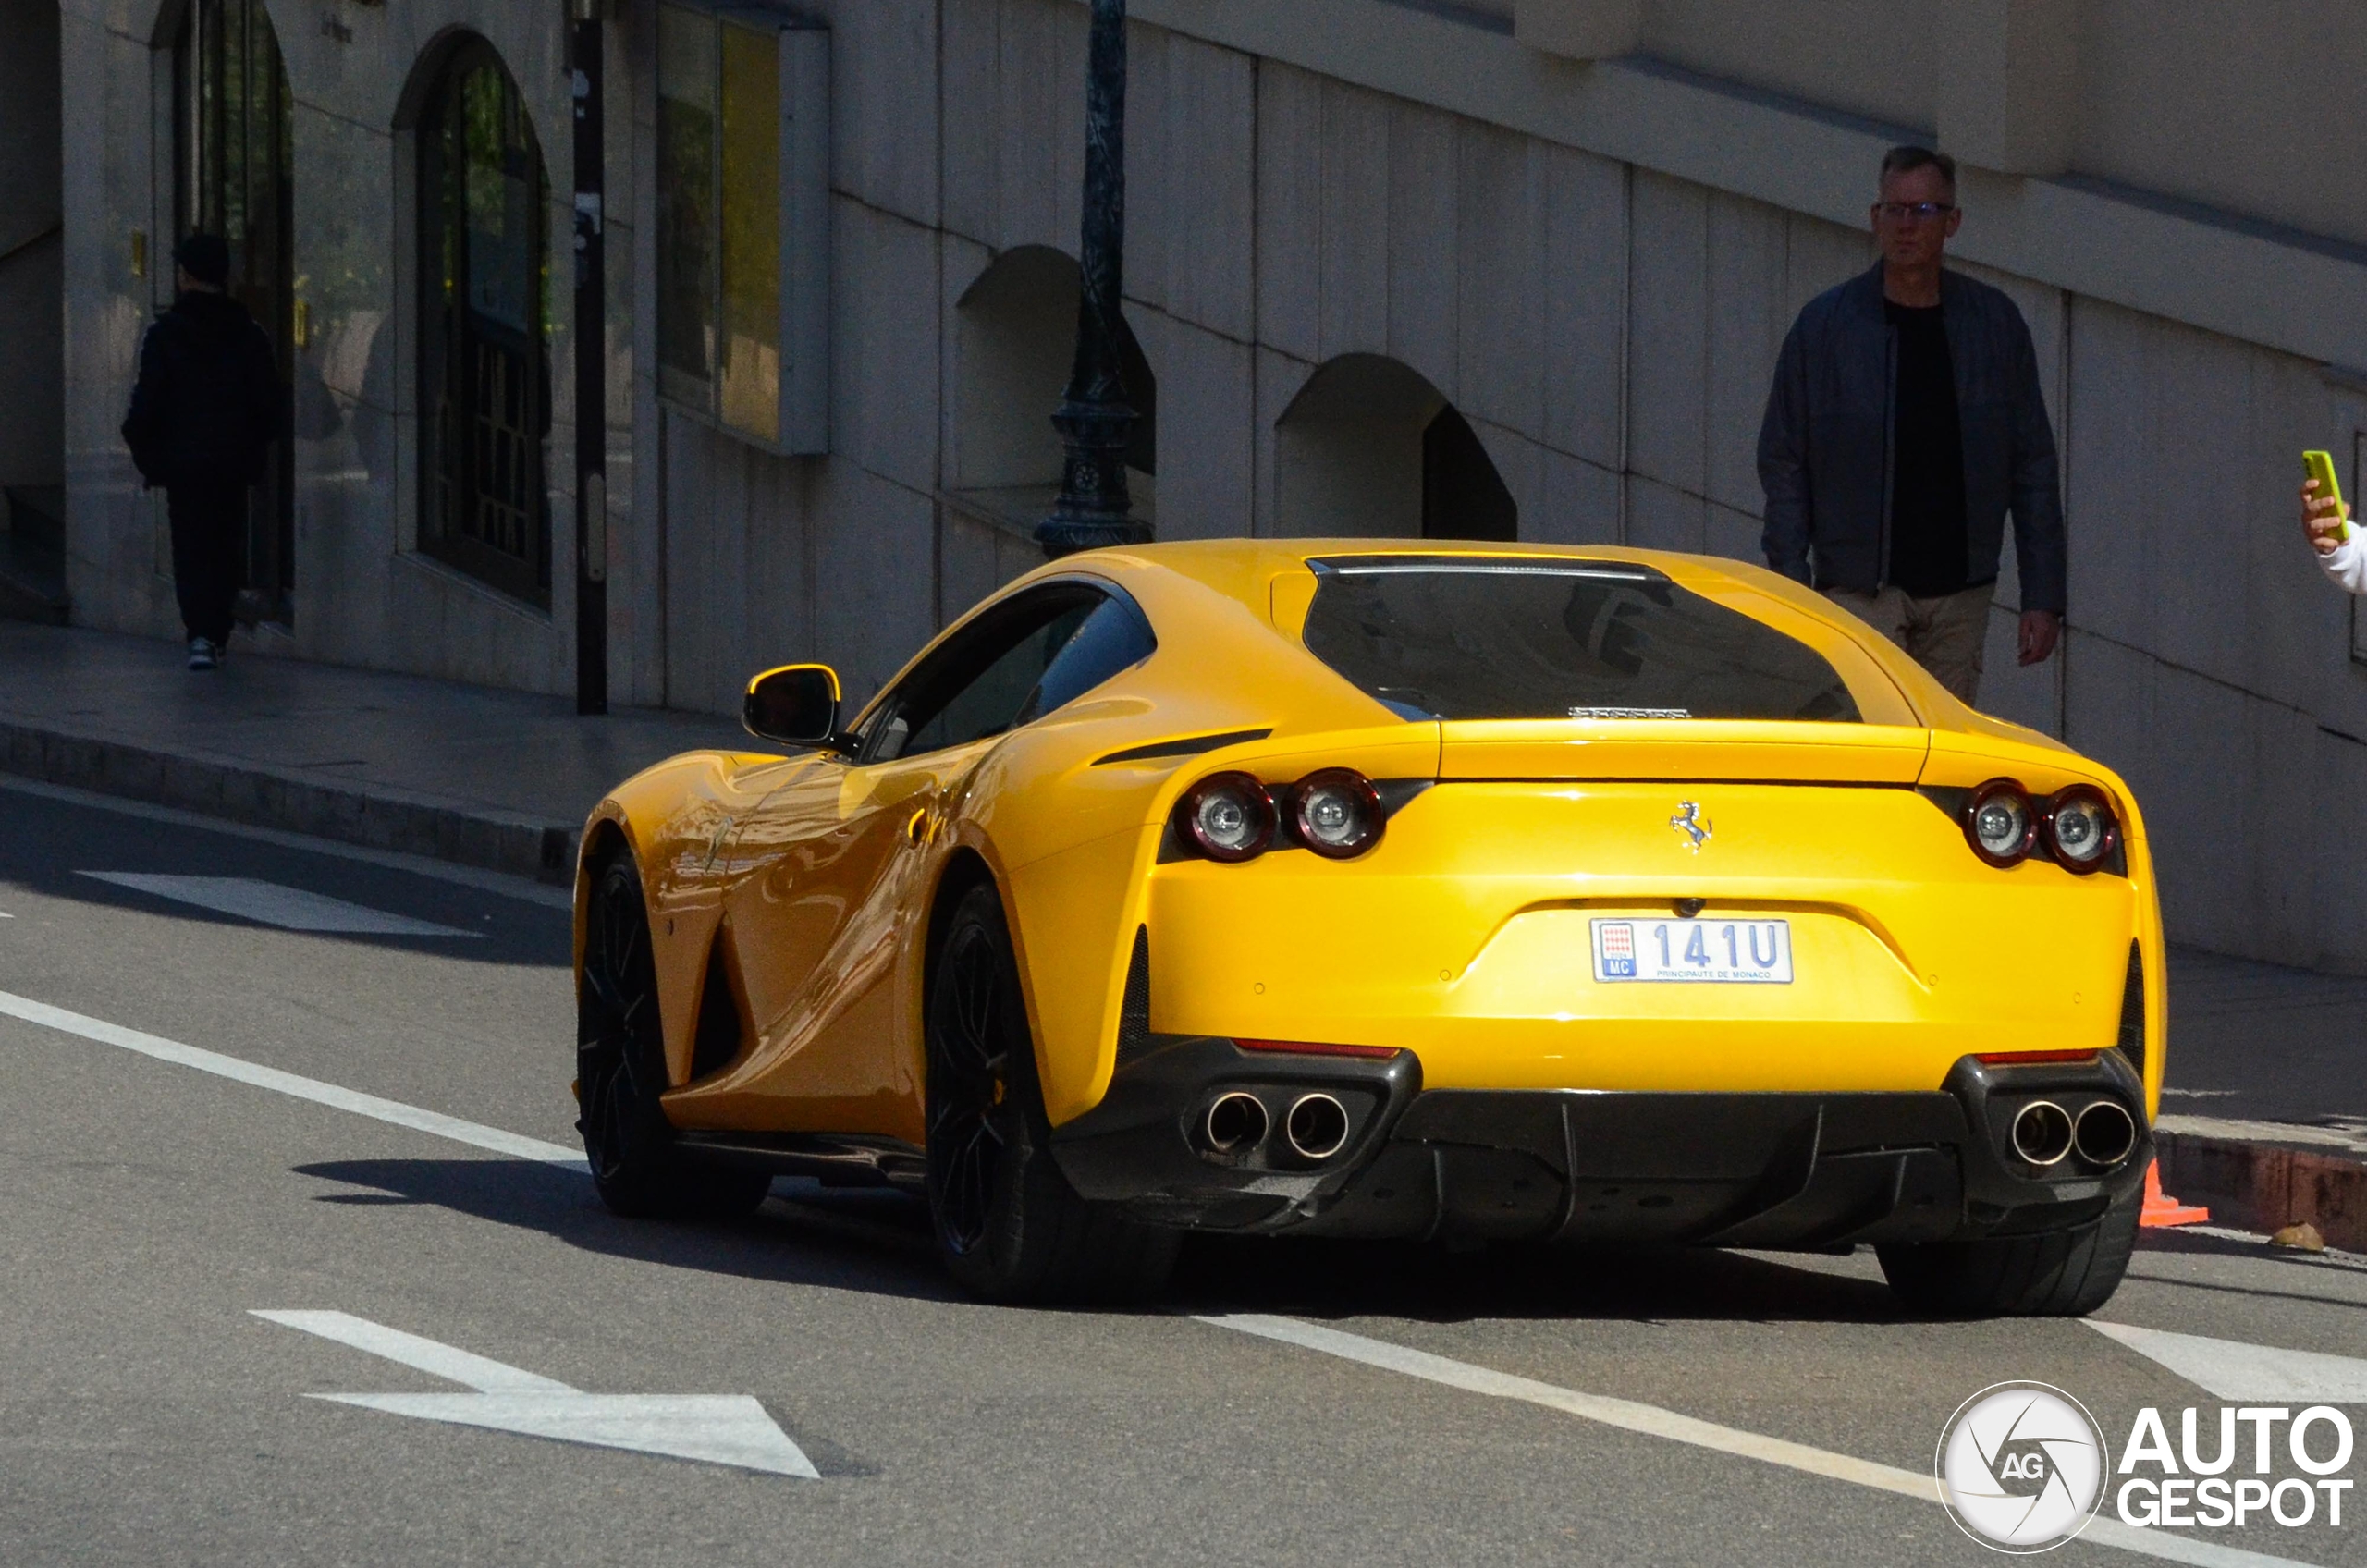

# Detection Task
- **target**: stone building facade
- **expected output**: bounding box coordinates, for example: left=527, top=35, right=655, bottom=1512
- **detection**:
left=41, top=0, right=2367, bottom=970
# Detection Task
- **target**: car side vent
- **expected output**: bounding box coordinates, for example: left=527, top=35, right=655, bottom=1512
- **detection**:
left=689, top=939, right=744, bottom=1082
left=1115, top=926, right=1153, bottom=1064
left=2113, top=940, right=2145, bottom=1084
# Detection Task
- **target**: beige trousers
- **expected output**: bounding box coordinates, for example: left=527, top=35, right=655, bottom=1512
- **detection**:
left=1823, top=582, right=1993, bottom=705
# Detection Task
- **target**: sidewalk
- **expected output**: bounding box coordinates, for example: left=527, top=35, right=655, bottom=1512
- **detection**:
left=2, top=619, right=2362, bottom=1248
left=0, top=620, right=743, bottom=883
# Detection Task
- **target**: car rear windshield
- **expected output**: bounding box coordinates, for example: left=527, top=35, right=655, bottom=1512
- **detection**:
left=1298, top=557, right=1860, bottom=723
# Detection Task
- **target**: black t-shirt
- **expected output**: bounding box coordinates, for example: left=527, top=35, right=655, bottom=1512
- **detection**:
left=1884, top=300, right=1977, bottom=597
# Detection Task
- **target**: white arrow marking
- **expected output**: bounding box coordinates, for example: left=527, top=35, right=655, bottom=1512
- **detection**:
left=2088, top=1319, right=2367, bottom=1403
left=254, top=1311, right=819, bottom=1477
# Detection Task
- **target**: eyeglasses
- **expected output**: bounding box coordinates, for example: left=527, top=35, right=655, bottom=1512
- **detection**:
left=1875, top=201, right=1956, bottom=224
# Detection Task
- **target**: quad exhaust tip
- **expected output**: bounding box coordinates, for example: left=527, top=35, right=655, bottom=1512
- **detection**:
left=1203, top=1092, right=1269, bottom=1156
left=2074, top=1100, right=2139, bottom=1168
left=2010, top=1100, right=2075, bottom=1167
left=1284, top=1093, right=1351, bottom=1160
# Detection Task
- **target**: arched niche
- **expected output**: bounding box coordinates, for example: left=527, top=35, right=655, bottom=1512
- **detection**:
left=1275, top=354, right=1515, bottom=541
left=950, top=245, right=1155, bottom=525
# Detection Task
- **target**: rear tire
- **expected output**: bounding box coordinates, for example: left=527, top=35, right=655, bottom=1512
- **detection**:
left=925, top=883, right=1177, bottom=1304
left=577, top=851, right=770, bottom=1220
left=1877, top=1180, right=2141, bottom=1317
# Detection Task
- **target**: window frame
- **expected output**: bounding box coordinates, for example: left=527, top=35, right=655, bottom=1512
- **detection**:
left=653, top=0, right=829, bottom=456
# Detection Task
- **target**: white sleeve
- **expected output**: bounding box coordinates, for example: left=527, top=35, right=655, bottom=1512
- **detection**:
left=2322, top=535, right=2367, bottom=595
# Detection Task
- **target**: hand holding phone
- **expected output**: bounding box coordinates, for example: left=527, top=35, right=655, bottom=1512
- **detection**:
left=2303, top=450, right=2350, bottom=553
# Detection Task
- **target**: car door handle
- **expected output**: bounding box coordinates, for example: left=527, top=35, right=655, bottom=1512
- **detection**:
left=905, top=808, right=929, bottom=846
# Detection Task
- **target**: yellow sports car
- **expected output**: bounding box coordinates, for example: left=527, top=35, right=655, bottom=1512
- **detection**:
left=573, top=540, right=2163, bottom=1315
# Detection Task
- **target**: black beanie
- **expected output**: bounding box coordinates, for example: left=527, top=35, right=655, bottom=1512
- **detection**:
left=174, top=232, right=232, bottom=288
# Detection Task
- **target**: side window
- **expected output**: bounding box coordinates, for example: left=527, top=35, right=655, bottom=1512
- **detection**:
left=1016, top=596, right=1157, bottom=723
left=866, top=584, right=1151, bottom=762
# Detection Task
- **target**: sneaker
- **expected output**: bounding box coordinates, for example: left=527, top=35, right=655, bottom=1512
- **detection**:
left=186, top=638, right=218, bottom=671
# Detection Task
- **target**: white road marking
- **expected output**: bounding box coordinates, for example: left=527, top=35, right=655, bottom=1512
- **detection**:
left=0, top=987, right=588, bottom=1171
left=0, top=775, right=572, bottom=910
left=2089, top=1319, right=2367, bottom=1403
left=2, top=979, right=2324, bottom=1539
left=1197, top=1315, right=2311, bottom=1568
left=78, top=873, right=481, bottom=937
left=253, top=1311, right=573, bottom=1392
left=254, top=1311, right=818, bottom=1477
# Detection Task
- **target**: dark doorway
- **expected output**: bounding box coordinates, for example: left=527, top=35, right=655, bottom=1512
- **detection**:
left=175, top=0, right=295, bottom=626
left=418, top=39, right=552, bottom=607
left=1421, top=405, right=1518, bottom=542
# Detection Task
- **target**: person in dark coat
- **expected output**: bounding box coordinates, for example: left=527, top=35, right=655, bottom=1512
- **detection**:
left=120, top=233, right=281, bottom=670
left=1757, top=147, right=2065, bottom=707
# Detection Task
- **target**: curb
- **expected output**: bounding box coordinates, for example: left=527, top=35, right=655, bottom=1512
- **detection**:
left=2156, top=1127, right=2367, bottom=1252
left=0, top=718, right=579, bottom=886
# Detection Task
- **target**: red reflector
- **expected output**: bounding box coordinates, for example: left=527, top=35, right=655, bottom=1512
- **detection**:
left=1234, top=1038, right=1397, bottom=1060
left=1975, top=1050, right=2100, bottom=1065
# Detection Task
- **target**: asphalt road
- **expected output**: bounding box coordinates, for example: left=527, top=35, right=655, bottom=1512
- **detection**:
left=5, top=777, right=2366, bottom=1568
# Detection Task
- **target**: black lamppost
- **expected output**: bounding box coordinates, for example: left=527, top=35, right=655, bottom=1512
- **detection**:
left=1036, top=0, right=1147, bottom=557
left=569, top=0, right=608, bottom=714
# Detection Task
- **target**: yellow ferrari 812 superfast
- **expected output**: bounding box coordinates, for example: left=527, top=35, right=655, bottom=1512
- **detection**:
left=572, top=540, right=2163, bottom=1315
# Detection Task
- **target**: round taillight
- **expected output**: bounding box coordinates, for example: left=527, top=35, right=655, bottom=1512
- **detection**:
left=2044, top=785, right=2118, bottom=874
left=1179, top=771, right=1276, bottom=863
left=1964, top=778, right=2036, bottom=868
left=1289, top=768, right=1383, bottom=859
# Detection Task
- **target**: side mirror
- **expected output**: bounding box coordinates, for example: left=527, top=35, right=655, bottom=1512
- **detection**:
left=742, top=663, right=842, bottom=747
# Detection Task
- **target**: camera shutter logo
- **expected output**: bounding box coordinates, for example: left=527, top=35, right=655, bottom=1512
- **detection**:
left=1936, top=1382, right=2106, bottom=1552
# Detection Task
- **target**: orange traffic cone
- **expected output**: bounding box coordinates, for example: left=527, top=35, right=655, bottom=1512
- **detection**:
left=2140, top=1158, right=2210, bottom=1228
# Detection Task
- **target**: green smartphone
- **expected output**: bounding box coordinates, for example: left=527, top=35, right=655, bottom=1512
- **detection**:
left=2305, top=449, right=2352, bottom=543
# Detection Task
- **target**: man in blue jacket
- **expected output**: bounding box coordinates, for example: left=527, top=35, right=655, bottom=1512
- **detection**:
left=1757, top=147, right=2065, bottom=706
left=121, top=233, right=281, bottom=671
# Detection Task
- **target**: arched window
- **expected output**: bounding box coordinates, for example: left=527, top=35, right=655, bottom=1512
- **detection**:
left=1275, top=354, right=1515, bottom=541
left=418, top=40, right=551, bottom=606
left=950, top=246, right=1154, bottom=526
left=174, top=0, right=294, bottom=622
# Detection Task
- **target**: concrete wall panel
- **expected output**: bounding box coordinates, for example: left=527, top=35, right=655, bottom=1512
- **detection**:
left=1158, top=36, right=1256, bottom=342
left=1133, top=308, right=1254, bottom=540
left=1380, top=100, right=1455, bottom=398
left=812, top=463, right=938, bottom=707
left=1317, top=83, right=1390, bottom=363
left=818, top=0, right=939, bottom=228
left=832, top=201, right=941, bottom=497
left=1702, top=191, right=1786, bottom=518
left=1541, top=145, right=1625, bottom=472
left=1626, top=472, right=1704, bottom=555
left=1253, top=63, right=1321, bottom=365
left=1625, top=170, right=1707, bottom=498
left=1531, top=449, right=1622, bottom=545
left=1456, top=123, right=1545, bottom=442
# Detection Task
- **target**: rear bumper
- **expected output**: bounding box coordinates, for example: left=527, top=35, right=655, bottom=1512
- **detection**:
left=1050, top=1044, right=2149, bottom=1247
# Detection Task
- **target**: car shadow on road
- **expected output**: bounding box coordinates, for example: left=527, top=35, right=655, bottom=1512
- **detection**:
left=1169, top=1233, right=1907, bottom=1325
left=292, top=1157, right=960, bottom=1304
left=292, top=1154, right=1912, bottom=1324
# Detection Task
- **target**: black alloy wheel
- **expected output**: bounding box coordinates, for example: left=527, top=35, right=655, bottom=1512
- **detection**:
left=577, top=851, right=767, bottom=1219
left=924, top=883, right=1176, bottom=1303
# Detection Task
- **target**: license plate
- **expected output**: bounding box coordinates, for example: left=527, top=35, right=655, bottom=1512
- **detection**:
left=1590, top=917, right=1793, bottom=984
